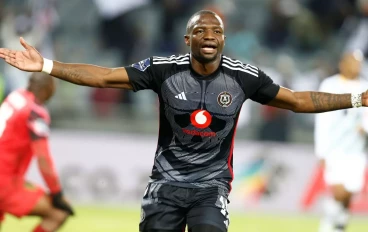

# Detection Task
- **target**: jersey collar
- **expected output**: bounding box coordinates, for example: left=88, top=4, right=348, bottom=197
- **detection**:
left=189, top=53, right=223, bottom=81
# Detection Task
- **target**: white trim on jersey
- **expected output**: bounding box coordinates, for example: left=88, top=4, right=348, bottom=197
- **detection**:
left=153, top=61, right=190, bottom=65
left=244, top=63, right=259, bottom=73
left=153, top=55, right=190, bottom=65
left=153, top=55, right=189, bottom=61
left=222, top=56, right=258, bottom=77
left=6, top=91, right=26, bottom=110
left=175, top=92, right=187, bottom=100
left=222, top=63, right=259, bottom=77
left=223, top=56, right=258, bottom=72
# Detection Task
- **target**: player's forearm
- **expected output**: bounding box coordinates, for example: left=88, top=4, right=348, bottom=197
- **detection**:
left=32, top=140, right=61, bottom=193
left=294, top=91, right=352, bottom=113
left=50, top=61, right=113, bottom=87
left=38, top=156, right=62, bottom=193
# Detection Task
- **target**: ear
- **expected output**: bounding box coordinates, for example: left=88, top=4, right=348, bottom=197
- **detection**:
left=224, top=35, right=226, bottom=47
left=184, top=35, right=190, bottom=47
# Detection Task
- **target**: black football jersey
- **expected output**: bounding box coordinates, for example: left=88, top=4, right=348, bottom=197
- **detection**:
left=125, top=54, right=280, bottom=192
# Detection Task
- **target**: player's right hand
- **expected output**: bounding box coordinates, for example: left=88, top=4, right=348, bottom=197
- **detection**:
left=51, top=191, right=75, bottom=216
left=0, top=37, right=43, bottom=72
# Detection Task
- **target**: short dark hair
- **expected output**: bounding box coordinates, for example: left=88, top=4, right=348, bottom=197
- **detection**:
left=28, top=72, right=54, bottom=90
left=186, top=10, right=220, bottom=34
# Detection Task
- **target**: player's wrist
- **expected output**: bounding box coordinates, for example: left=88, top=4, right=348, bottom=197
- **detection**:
left=351, top=93, right=362, bottom=108
left=42, top=58, right=53, bottom=74
left=51, top=190, right=63, bottom=197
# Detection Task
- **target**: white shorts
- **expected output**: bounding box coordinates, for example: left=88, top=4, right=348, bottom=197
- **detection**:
left=324, top=154, right=367, bottom=193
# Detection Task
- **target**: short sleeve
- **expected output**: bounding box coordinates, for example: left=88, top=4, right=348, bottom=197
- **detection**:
left=249, top=69, right=280, bottom=104
left=28, top=111, right=50, bottom=140
left=125, top=57, right=159, bottom=92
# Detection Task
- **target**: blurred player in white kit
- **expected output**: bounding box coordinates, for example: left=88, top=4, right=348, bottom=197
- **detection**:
left=315, top=50, right=368, bottom=232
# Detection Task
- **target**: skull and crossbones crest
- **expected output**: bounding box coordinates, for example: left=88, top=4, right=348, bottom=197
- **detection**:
left=217, top=91, right=232, bottom=107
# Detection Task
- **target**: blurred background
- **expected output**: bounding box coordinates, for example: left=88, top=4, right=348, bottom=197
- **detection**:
left=1, top=0, right=368, bottom=231
left=2, top=0, right=368, bottom=141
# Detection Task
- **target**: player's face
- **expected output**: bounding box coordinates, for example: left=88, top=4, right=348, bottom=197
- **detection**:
left=339, top=54, right=362, bottom=79
left=185, top=14, right=225, bottom=64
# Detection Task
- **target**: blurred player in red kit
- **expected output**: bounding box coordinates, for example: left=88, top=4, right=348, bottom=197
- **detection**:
left=0, top=73, right=74, bottom=232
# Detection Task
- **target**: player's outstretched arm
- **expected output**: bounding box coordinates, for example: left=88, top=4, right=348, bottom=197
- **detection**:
left=0, top=38, right=132, bottom=89
left=267, top=87, right=367, bottom=113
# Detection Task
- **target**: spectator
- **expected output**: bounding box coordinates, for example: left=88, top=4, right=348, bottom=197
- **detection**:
left=93, top=0, right=149, bottom=64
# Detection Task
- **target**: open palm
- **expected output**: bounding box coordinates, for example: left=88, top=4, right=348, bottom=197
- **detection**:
left=0, top=37, right=43, bottom=72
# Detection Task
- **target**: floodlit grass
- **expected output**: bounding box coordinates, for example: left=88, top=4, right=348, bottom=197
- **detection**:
left=2, top=206, right=368, bottom=232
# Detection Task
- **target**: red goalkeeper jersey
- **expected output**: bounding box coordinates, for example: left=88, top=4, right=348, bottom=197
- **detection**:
left=0, top=89, right=51, bottom=182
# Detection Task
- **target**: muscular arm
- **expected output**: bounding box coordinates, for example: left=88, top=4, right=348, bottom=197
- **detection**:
left=0, top=38, right=133, bottom=89
left=0, top=39, right=365, bottom=101
left=31, top=139, right=61, bottom=194
left=51, top=61, right=133, bottom=89
left=268, top=87, right=355, bottom=113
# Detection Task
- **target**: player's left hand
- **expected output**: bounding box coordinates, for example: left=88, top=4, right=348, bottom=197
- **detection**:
left=51, top=191, right=75, bottom=216
left=0, top=37, right=43, bottom=72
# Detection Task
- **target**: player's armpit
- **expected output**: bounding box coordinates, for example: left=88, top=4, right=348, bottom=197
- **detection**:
left=102, top=67, right=134, bottom=89
left=51, top=61, right=133, bottom=89
left=31, top=139, right=61, bottom=194
left=268, top=87, right=352, bottom=113
left=266, top=87, right=299, bottom=111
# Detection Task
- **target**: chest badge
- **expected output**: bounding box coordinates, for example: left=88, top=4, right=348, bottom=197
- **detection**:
left=217, top=91, right=232, bottom=107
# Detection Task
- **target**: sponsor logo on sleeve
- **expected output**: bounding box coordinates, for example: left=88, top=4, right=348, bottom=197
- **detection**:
left=131, top=58, right=151, bottom=72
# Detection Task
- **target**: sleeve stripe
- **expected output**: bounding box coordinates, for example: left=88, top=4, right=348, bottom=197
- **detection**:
left=243, top=64, right=259, bottom=73
left=222, top=63, right=259, bottom=77
left=153, top=54, right=190, bottom=62
left=153, top=57, right=189, bottom=62
left=222, top=59, right=258, bottom=73
left=222, top=56, right=259, bottom=74
left=222, top=57, right=258, bottom=72
left=153, top=61, right=190, bottom=65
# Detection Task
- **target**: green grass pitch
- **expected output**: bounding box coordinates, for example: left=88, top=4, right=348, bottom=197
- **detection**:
left=2, top=206, right=367, bottom=231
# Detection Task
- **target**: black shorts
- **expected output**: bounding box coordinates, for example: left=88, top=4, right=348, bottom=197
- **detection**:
left=139, top=183, right=230, bottom=232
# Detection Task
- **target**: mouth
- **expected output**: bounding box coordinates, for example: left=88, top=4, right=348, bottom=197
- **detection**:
left=200, top=43, right=218, bottom=54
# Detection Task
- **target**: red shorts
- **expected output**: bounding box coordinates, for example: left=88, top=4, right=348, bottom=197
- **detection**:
left=0, top=181, right=45, bottom=218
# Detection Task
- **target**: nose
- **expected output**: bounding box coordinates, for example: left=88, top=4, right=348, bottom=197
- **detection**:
left=203, top=29, right=215, bottom=40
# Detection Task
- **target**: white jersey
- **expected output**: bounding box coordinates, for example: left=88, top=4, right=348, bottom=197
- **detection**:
left=314, top=74, right=368, bottom=159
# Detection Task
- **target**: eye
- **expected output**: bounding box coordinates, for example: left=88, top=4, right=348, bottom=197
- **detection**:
left=215, top=30, right=222, bottom=34
left=196, top=29, right=204, bottom=34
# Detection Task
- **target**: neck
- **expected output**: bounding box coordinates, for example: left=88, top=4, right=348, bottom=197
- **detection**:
left=27, top=88, right=44, bottom=105
left=190, top=54, right=221, bottom=76
left=34, top=97, right=43, bottom=105
left=340, top=74, right=358, bottom=81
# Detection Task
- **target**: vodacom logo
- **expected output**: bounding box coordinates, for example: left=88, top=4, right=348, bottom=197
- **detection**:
left=190, top=109, right=212, bottom=129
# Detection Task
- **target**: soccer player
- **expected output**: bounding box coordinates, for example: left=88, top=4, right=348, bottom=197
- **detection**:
left=0, top=10, right=367, bottom=232
left=0, top=73, right=74, bottom=232
left=315, top=50, right=368, bottom=232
